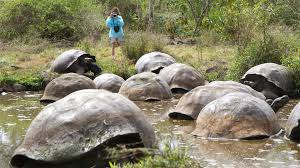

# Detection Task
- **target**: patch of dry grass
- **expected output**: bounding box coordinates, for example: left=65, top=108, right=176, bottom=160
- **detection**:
left=165, top=45, right=236, bottom=71
left=164, top=45, right=237, bottom=81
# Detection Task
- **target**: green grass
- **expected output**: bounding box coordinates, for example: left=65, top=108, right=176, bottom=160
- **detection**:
left=0, top=35, right=237, bottom=89
left=108, top=144, right=200, bottom=168
left=164, top=44, right=236, bottom=81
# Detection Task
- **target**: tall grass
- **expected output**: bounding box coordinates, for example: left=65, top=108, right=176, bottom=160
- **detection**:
left=226, top=34, right=290, bottom=81
left=121, top=32, right=167, bottom=62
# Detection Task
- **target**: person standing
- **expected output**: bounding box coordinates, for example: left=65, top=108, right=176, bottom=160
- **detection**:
left=106, top=7, right=124, bottom=60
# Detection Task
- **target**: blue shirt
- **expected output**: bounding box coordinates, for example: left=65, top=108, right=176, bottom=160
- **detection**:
left=106, top=16, right=124, bottom=39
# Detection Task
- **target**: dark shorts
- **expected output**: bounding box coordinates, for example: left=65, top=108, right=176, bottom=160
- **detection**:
left=110, top=37, right=125, bottom=44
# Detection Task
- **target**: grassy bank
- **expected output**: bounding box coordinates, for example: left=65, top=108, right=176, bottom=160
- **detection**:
left=0, top=36, right=236, bottom=90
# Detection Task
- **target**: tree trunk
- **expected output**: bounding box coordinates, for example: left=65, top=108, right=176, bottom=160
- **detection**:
left=147, top=0, right=154, bottom=32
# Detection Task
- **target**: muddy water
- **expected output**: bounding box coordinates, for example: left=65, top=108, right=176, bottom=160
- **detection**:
left=1, top=92, right=300, bottom=168
left=0, top=92, right=43, bottom=168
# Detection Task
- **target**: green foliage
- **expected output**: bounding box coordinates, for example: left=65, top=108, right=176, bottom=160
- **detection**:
left=204, top=0, right=274, bottom=44
left=0, top=0, right=38, bottom=39
left=0, top=0, right=299, bottom=41
left=0, top=0, right=103, bottom=40
left=226, top=30, right=300, bottom=82
left=282, top=53, right=300, bottom=90
left=97, top=0, right=151, bottom=32
left=0, top=71, right=43, bottom=89
left=272, top=0, right=300, bottom=27
left=158, top=13, right=182, bottom=37
left=225, top=35, right=283, bottom=81
left=109, top=143, right=199, bottom=168
left=121, top=32, right=166, bottom=62
left=279, top=33, right=300, bottom=89
left=98, top=58, right=136, bottom=80
left=205, top=65, right=227, bottom=82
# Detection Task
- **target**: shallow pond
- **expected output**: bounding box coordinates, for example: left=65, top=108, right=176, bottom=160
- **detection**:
left=1, top=92, right=300, bottom=168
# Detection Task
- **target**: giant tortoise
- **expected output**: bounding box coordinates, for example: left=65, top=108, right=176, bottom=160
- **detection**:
left=11, top=89, right=155, bottom=168
left=169, top=81, right=266, bottom=120
left=93, top=73, right=125, bottom=93
left=285, top=102, right=300, bottom=142
left=40, top=73, right=96, bottom=103
left=192, top=92, right=281, bottom=139
left=119, top=72, right=172, bottom=101
left=135, top=52, right=176, bottom=74
left=159, top=63, right=205, bottom=93
left=240, top=63, right=295, bottom=100
left=50, top=49, right=102, bottom=76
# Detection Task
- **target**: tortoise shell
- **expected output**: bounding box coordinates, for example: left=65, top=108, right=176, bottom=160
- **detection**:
left=119, top=72, right=172, bottom=101
left=12, top=89, right=155, bottom=167
left=135, top=52, right=176, bottom=74
left=240, top=63, right=296, bottom=97
left=192, top=92, right=280, bottom=139
left=159, top=63, right=205, bottom=93
left=286, top=102, right=300, bottom=142
left=169, top=81, right=266, bottom=120
left=50, top=49, right=88, bottom=74
left=93, top=73, right=125, bottom=93
left=40, top=73, right=96, bottom=102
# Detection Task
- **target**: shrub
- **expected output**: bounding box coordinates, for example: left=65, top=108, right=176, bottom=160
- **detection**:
left=280, top=33, right=300, bottom=90
left=272, top=0, right=300, bottom=27
left=282, top=53, right=300, bottom=90
left=0, top=0, right=103, bottom=40
left=121, top=32, right=166, bottom=62
left=0, top=0, right=38, bottom=39
left=225, top=36, right=283, bottom=81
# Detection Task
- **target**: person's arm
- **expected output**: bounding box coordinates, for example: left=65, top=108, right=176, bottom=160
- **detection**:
left=106, top=17, right=113, bottom=28
left=118, top=16, right=124, bottom=27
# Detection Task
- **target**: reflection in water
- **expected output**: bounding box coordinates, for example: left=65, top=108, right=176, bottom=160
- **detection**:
left=0, top=92, right=300, bottom=168
left=0, top=92, right=43, bottom=168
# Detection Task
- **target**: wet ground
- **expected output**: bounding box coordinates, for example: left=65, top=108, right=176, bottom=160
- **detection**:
left=0, top=92, right=300, bottom=168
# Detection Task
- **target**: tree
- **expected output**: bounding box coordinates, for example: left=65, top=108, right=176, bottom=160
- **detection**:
left=185, top=0, right=215, bottom=35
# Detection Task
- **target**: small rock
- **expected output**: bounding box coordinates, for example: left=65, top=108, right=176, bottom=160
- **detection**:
left=13, top=83, right=26, bottom=92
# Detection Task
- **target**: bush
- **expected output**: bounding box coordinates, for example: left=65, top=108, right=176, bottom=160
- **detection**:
left=0, top=0, right=103, bottom=40
left=280, top=32, right=300, bottom=89
left=272, top=0, right=300, bottom=27
left=225, top=36, right=284, bottom=81
left=282, top=53, right=300, bottom=90
left=0, top=0, right=38, bottom=39
left=121, top=32, right=166, bottom=62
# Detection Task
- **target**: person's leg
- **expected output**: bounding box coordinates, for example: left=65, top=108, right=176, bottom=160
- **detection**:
left=112, top=42, right=116, bottom=59
left=114, top=39, right=120, bottom=47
